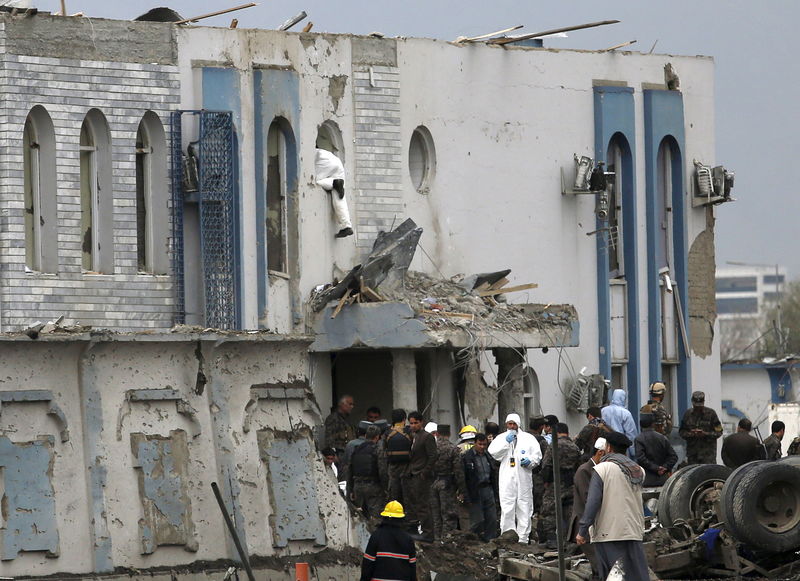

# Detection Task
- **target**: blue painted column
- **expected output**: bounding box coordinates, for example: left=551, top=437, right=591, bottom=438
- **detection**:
left=593, top=86, right=641, bottom=415
left=643, top=89, right=690, bottom=416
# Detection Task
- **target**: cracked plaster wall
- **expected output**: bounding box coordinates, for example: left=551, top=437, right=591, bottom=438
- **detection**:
left=0, top=338, right=354, bottom=578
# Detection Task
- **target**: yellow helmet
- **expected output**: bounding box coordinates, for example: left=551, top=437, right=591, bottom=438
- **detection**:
left=459, top=425, right=477, bottom=435
left=380, top=500, right=405, bottom=518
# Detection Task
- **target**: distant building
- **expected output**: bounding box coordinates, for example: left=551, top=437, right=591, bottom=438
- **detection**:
left=716, top=265, right=787, bottom=360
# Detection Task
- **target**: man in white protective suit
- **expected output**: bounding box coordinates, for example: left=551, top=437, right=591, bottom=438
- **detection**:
left=314, top=148, right=353, bottom=238
left=488, top=413, right=542, bottom=543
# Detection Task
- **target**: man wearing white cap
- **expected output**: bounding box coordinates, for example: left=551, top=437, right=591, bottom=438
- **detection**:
left=488, top=412, right=542, bottom=543
left=568, top=437, right=607, bottom=578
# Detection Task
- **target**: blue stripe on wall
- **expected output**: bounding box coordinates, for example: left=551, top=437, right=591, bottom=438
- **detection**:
left=253, top=69, right=301, bottom=328
left=643, top=89, right=690, bottom=417
left=202, top=67, right=243, bottom=328
left=593, top=86, right=641, bottom=416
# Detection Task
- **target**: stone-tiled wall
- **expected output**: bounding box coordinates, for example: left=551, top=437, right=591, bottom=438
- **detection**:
left=0, top=18, right=180, bottom=331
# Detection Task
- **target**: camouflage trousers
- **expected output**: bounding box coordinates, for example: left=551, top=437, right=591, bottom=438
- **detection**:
left=686, top=442, right=717, bottom=465
left=430, top=478, right=459, bottom=541
left=539, top=484, right=574, bottom=544
left=353, top=480, right=385, bottom=520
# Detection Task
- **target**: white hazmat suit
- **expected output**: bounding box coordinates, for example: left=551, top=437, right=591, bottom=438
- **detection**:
left=314, top=148, right=353, bottom=236
left=488, top=413, right=542, bottom=543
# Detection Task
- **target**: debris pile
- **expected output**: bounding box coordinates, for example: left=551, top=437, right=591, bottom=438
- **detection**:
left=310, top=218, right=575, bottom=337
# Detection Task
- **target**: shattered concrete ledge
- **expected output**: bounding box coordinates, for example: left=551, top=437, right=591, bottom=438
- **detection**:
left=11, top=547, right=361, bottom=581
left=311, top=302, right=579, bottom=351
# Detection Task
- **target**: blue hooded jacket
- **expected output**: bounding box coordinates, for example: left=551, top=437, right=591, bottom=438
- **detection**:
left=601, top=389, right=638, bottom=451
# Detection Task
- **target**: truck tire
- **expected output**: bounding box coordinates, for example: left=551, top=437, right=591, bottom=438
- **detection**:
left=780, top=456, right=800, bottom=468
left=719, top=461, right=767, bottom=531
left=656, top=465, right=703, bottom=527
left=663, top=464, right=731, bottom=527
left=725, top=461, right=800, bottom=552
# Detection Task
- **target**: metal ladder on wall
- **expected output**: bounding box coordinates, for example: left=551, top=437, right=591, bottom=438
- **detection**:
left=170, top=110, right=239, bottom=330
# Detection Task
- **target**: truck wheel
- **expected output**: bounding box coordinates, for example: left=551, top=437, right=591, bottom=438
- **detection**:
left=780, top=456, right=800, bottom=468
left=719, top=461, right=767, bottom=532
left=657, top=465, right=702, bottom=527
left=664, top=464, right=731, bottom=527
left=725, top=462, right=800, bottom=552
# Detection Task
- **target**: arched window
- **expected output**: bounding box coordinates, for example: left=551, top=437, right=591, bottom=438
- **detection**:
left=136, top=112, right=169, bottom=274
left=80, top=109, right=113, bottom=273
left=408, top=125, right=436, bottom=193
left=266, top=118, right=297, bottom=274
left=23, top=106, right=58, bottom=272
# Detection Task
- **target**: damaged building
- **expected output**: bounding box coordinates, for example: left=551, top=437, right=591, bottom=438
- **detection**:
left=0, top=8, right=728, bottom=579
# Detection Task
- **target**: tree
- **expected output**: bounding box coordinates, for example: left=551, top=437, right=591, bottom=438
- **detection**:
left=760, top=280, right=800, bottom=357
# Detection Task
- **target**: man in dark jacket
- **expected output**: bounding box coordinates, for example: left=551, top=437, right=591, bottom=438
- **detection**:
left=361, top=501, right=416, bottom=581
left=463, top=433, right=498, bottom=541
left=721, top=418, right=765, bottom=468
left=574, top=407, right=610, bottom=462
left=539, top=423, right=582, bottom=548
left=634, top=414, right=678, bottom=486
left=678, top=391, right=722, bottom=464
left=763, top=420, right=785, bottom=460
left=405, top=410, right=437, bottom=539
left=349, top=426, right=387, bottom=520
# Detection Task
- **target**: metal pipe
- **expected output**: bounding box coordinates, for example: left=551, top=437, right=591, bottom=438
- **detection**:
left=175, top=3, right=258, bottom=26
left=211, top=482, right=256, bottom=581
left=489, top=20, right=620, bottom=46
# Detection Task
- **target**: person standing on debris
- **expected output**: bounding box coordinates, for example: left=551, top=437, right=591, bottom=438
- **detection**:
left=721, top=418, right=765, bottom=468
left=341, top=420, right=373, bottom=484
left=569, top=437, right=607, bottom=580
left=528, top=416, right=549, bottom=544
left=601, top=390, right=638, bottom=456
left=405, top=411, right=437, bottom=540
left=634, top=414, right=678, bottom=486
left=361, top=501, right=416, bottom=581
left=488, top=413, right=542, bottom=544
left=574, top=407, right=610, bottom=462
left=463, top=433, right=498, bottom=541
left=576, top=431, right=649, bottom=581
left=322, top=447, right=346, bottom=494
left=325, top=394, right=356, bottom=454
left=639, top=382, right=673, bottom=435
left=458, top=425, right=478, bottom=452
left=349, top=426, right=388, bottom=520
left=679, top=391, right=723, bottom=464
left=539, top=423, right=582, bottom=549
left=430, top=425, right=466, bottom=542
left=315, top=148, right=353, bottom=238
left=763, top=420, right=785, bottom=460
left=382, top=409, right=412, bottom=506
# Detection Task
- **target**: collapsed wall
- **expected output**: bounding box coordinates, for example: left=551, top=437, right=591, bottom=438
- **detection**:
left=0, top=332, right=363, bottom=579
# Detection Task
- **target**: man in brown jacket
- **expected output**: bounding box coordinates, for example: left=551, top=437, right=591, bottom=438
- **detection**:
left=569, top=437, right=606, bottom=579
left=404, top=411, right=437, bottom=540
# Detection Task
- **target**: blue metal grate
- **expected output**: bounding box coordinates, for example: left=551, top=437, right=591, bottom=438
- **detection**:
left=170, top=110, right=237, bottom=330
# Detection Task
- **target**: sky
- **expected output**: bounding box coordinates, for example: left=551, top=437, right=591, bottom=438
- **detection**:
left=35, top=1, right=800, bottom=278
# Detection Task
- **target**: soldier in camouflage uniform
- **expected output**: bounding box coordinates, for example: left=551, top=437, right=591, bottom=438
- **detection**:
left=539, top=423, right=581, bottom=548
left=678, top=391, right=723, bottom=464
left=430, top=425, right=466, bottom=541
left=528, top=417, right=548, bottom=542
left=324, top=394, right=356, bottom=453
left=639, top=382, right=673, bottom=436
left=573, top=407, right=610, bottom=462
left=787, top=436, right=800, bottom=456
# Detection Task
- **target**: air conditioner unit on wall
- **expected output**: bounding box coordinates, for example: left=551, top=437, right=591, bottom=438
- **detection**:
left=564, top=370, right=608, bottom=413
left=693, top=159, right=735, bottom=207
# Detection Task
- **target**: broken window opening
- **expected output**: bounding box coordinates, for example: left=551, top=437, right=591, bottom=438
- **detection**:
left=23, top=106, right=57, bottom=273
left=606, top=138, right=626, bottom=277
left=316, top=120, right=345, bottom=160
left=409, top=125, right=436, bottom=193
left=79, top=109, right=113, bottom=274
left=136, top=128, right=149, bottom=272
left=266, top=120, right=288, bottom=274
left=657, top=140, right=674, bottom=271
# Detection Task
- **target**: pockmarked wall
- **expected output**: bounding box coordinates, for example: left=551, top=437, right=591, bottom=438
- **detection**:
left=0, top=334, right=357, bottom=578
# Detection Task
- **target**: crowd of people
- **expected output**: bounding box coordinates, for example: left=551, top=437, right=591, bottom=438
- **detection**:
left=325, top=386, right=800, bottom=581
